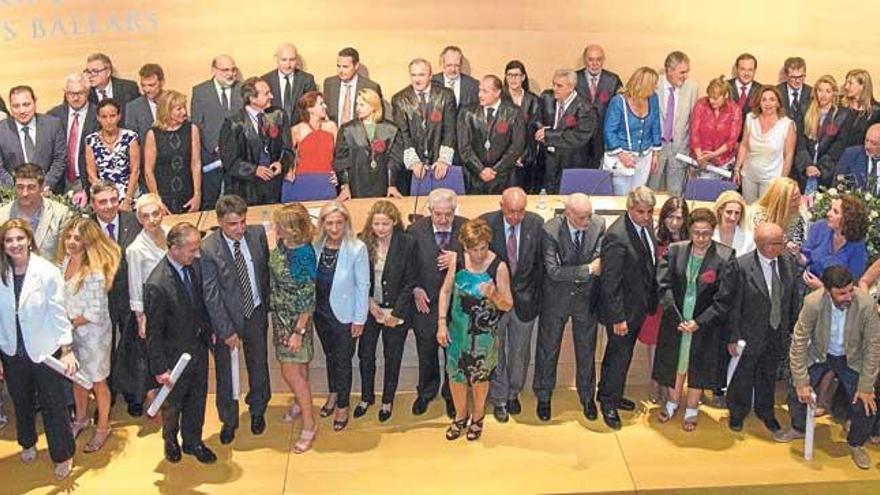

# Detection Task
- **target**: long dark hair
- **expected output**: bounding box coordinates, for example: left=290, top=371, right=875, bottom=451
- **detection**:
left=656, top=197, right=689, bottom=247
left=504, top=60, right=530, bottom=92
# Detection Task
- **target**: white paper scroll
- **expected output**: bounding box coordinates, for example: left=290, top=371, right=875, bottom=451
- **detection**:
left=726, top=340, right=747, bottom=387
left=675, top=153, right=733, bottom=179
left=43, top=355, right=93, bottom=390
left=147, top=353, right=192, bottom=417
left=231, top=346, right=241, bottom=401
left=805, top=392, right=818, bottom=461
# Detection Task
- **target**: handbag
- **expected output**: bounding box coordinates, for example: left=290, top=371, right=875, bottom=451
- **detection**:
left=601, top=96, right=636, bottom=177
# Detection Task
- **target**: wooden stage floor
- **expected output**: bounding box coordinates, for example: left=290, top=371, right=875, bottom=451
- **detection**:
left=2, top=387, right=879, bottom=494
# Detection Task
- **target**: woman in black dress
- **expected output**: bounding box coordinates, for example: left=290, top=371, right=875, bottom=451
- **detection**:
left=503, top=60, right=541, bottom=192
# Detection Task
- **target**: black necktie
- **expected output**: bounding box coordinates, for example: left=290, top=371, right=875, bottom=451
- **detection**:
left=435, top=231, right=449, bottom=250
left=791, top=90, right=800, bottom=118
left=574, top=230, right=583, bottom=252
left=221, top=88, right=230, bottom=112
left=640, top=227, right=653, bottom=264
left=234, top=240, right=256, bottom=319
left=486, top=107, right=496, bottom=124
left=22, top=126, right=35, bottom=162
left=284, top=75, right=294, bottom=112
left=181, top=266, right=194, bottom=299
left=418, top=92, right=428, bottom=119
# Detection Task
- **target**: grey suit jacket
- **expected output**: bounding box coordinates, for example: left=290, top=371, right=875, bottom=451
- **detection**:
left=542, top=214, right=605, bottom=318
left=655, top=77, right=699, bottom=152
left=0, top=198, right=72, bottom=259
left=47, top=102, right=99, bottom=190
left=200, top=225, right=271, bottom=340
left=431, top=73, right=479, bottom=111
left=261, top=69, right=317, bottom=124
left=192, top=78, right=242, bottom=162
left=124, top=96, right=155, bottom=144
left=0, top=114, right=67, bottom=189
left=322, top=75, right=382, bottom=125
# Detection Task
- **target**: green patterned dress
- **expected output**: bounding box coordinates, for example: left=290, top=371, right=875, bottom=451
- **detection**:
left=269, top=242, right=317, bottom=363
left=676, top=254, right=703, bottom=374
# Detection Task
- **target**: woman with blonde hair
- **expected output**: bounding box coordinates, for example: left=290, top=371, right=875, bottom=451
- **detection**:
left=269, top=202, right=318, bottom=452
left=56, top=217, right=120, bottom=453
left=751, top=176, right=808, bottom=252
left=841, top=69, right=880, bottom=148
left=712, top=190, right=756, bottom=254
left=795, top=75, right=853, bottom=192
left=334, top=88, right=404, bottom=200
left=143, top=90, right=203, bottom=214
left=603, top=66, right=662, bottom=195
left=689, top=75, right=743, bottom=178
left=312, top=201, right=369, bottom=431
left=734, top=85, right=797, bottom=202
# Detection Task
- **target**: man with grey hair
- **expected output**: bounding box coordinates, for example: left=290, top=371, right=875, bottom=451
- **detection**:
left=48, top=72, right=99, bottom=197
left=597, top=185, right=658, bottom=429
left=576, top=44, right=623, bottom=168
left=650, top=51, right=699, bottom=196
left=83, top=53, right=139, bottom=117
left=536, top=69, right=598, bottom=193
left=431, top=45, right=479, bottom=110
left=407, top=188, right=467, bottom=417
left=534, top=192, right=605, bottom=422
left=261, top=43, right=317, bottom=124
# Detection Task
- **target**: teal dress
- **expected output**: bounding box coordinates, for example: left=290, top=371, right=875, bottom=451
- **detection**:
left=268, top=242, right=317, bottom=363
left=446, top=257, right=503, bottom=384
left=676, top=254, right=703, bottom=374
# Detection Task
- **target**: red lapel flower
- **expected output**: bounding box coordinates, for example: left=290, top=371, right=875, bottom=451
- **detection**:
left=825, top=123, right=839, bottom=136
left=564, top=114, right=578, bottom=128
left=429, top=110, right=443, bottom=123
left=598, top=91, right=610, bottom=104
left=267, top=124, right=279, bottom=139
left=701, top=270, right=717, bottom=284
left=371, top=139, right=386, bottom=154
left=495, top=120, right=509, bottom=134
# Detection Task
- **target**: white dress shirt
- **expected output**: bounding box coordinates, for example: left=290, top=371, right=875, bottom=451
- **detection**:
left=15, top=119, right=36, bottom=161
left=96, top=84, right=113, bottom=100
left=214, top=79, right=231, bottom=106
left=222, top=233, right=262, bottom=307
left=97, top=214, right=119, bottom=243
left=444, top=76, right=461, bottom=104
left=337, top=75, right=359, bottom=123
left=757, top=251, right=779, bottom=295
left=735, top=80, right=753, bottom=101
left=67, top=106, right=87, bottom=175
left=828, top=304, right=847, bottom=357
left=278, top=70, right=295, bottom=108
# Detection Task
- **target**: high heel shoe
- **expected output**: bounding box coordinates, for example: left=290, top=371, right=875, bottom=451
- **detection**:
left=466, top=416, right=485, bottom=441
left=332, top=409, right=349, bottom=431
left=282, top=403, right=302, bottom=422
left=71, top=418, right=90, bottom=440
left=445, top=417, right=469, bottom=440
left=293, top=427, right=317, bottom=454
left=84, top=428, right=111, bottom=453
left=319, top=397, right=337, bottom=418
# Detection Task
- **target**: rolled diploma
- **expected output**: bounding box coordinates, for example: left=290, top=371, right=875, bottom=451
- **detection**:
left=805, top=392, right=818, bottom=461
left=43, top=355, right=93, bottom=390
left=675, top=153, right=733, bottom=179
left=147, top=352, right=192, bottom=417
left=726, top=340, right=747, bottom=387
left=231, top=346, right=240, bottom=401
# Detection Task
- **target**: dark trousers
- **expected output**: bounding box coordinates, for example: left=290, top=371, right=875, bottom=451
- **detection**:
left=789, top=355, right=874, bottom=447
left=396, top=169, right=413, bottom=196
left=109, top=307, right=138, bottom=403
left=597, top=319, right=641, bottom=406
left=542, top=153, right=566, bottom=194
left=2, top=352, right=75, bottom=463
left=162, top=347, right=208, bottom=448
left=314, top=311, right=355, bottom=408
left=533, top=310, right=597, bottom=404
left=412, top=309, right=452, bottom=402
left=200, top=169, right=223, bottom=211
left=357, top=313, right=408, bottom=405
left=213, top=306, right=270, bottom=428
left=727, top=332, right=784, bottom=425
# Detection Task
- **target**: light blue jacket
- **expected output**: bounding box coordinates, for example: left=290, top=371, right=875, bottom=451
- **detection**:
left=313, top=237, right=370, bottom=325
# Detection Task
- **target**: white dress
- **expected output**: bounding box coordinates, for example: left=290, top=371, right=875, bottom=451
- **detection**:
left=741, top=114, right=793, bottom=182
left=62, top=260, right=112, bottom=383
left=126, top=228, right=168, bottom=313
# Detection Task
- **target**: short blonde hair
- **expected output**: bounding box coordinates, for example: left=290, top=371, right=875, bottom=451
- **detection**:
left=317, top=201, right=355, bottom=244
left=273, top=202, right=315, bottom=246
left=622, top=67, right=659, bottom=100
left=357, top=88, right=383, bottom=122
left=135, top=193, right=165, bottom=212
left=713, top=190, right=747, bottom=227
left=458, top=218, right=492, bottom=249
left=706, top=75, right=730, bottom=100
left=626, top=185, right=656, bottom=208
left=426, top=188, right=457, bottom=211
left=155, top=90, right=188, bottom=130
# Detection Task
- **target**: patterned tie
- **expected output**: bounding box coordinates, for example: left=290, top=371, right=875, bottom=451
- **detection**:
left=574, top=229, right=583, bottom=253
left=66, top=112, right=80, bottom=182
left=769, top=260, right=782, bottom=329
left=435, top=231, right=450, bottom=250
left=554, top=102, right=564, bottom=129
left=738, top=85, right=748, bottom=110
left=486, top=107, right=496, bottom=128
left=791, top=90, right=800, bottom=119
left=234, top=240, right=256, bottom=319
left=341, top=83, right=353, bottom=124
left=22, top=126, right=35, bottom=162
left=662, top=87, right=675, bottom=141
left=506, top=226, right=518, bottom=274
left=99, top=89, right=108, bottom=101
left=590, top=76, right=598, bottom=101
left=221, top=88, right=230, bottom=112
left=106, top=223, right=116, bottom=243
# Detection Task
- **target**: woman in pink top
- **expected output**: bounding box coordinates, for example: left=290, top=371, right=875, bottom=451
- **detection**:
left=689, top=76, right=742, bottom=179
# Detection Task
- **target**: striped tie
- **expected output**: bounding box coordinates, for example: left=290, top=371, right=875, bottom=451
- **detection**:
left=233, top=240, right=255, bottom=319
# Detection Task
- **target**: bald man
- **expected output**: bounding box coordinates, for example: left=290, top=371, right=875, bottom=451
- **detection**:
left=533, top=193, right=605, bottom=422
left=192, top=54, right=243, bottom=210
left=834, top=123, right=880, bottom=195
left=726, top=223, right=800, bottom=438
left=575, top=44, right=622, bottom=168
left=480, top=188, right=545, bottom=421
left=260, top=43, right=317, bottom=124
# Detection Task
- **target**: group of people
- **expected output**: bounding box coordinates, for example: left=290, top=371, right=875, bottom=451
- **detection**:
left=3, top=44, right=880, bottom=213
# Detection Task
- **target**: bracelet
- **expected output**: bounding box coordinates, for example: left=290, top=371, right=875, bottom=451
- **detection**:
left=438, top=316, right=447, bottom=321
left=295, top=327, right=306, bottom=336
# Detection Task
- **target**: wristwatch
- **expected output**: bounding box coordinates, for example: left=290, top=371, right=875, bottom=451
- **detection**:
left=295, top=327, right=307, bottom=336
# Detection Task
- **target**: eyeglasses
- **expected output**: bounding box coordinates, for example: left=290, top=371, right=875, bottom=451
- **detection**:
left=691, top=230, right=713, bottom=239
left=83, top=67, right=109, bottom=76
left=506, top=73, right=524, bottom=78
left=788, top=75, right=806, bottom=81
left=65, top=90, right=88, bottom=97
left=215, top=67, right=237, bottom=73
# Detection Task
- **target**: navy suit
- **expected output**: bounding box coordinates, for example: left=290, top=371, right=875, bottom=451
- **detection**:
left=834, top=145, right=878, bottom=193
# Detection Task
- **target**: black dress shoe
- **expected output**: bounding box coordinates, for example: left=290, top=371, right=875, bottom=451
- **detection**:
left=444, top=399, right=456, bottom=419
left=164, top=439, right=181, bottom=463
left=617, top=397, right=636, bottom=412
left=729, top=419, right=744, bottom=432
left=251, top=415, right=266, bottom=435
left=378, top=405, right=393, bottom=422
left=507, top=397, right=522, bottom=415
left=601, top=406, right=622, bottom=430
left=411, top=397, right=429, bottom=416
left=127, top=403, right=144, bottom=417
left=536, top=401, right=551, bottom=421
left=493, top=405, right=509, bottom=423
left=353, top=401, right=372, bottom=418
left=584, top=400, right=598, bottom=421
left=764, top=418, right=782, bottom=433
left=183, top=442, right=217, bottom=464
left=220, top=424, right=236, bottom=445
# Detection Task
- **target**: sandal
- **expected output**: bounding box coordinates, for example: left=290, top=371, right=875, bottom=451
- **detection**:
left=332, top=409, right=349, bottom=431
left=466, top=416, right=485, bottom=441
left=658, top=402, right=678, bottom=423
left=282, top=404, right=302, bottom=422
left=683, top=417, right=698, bottom=432
left=445, top=418, right=469, bottom=440
left=54, top=458, right=73, bottom=480
left=84, top=428, right=111, bottom=453
left=71, top=418, right=90, bottom=440
left=320, top=396, right=337, bottom=418
left=293, top=427, right=317, bottom=454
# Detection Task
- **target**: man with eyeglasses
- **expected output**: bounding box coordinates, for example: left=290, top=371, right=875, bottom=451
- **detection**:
left=48, top=73, right=99, bottom=199
left=835, top=123, right=880, bottom=195
left=83, top=53, right=139, bottom=121
left=777, top=57, right=811, bottom=135
left=575, top=44, right=622, bottom=168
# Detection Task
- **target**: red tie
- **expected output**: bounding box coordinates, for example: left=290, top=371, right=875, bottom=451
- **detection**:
left=506, top=226, right=517, bottom=274
left=66, top=112, right=79, bottom=182
left=739, top=86, right=748, bottom=109
left=590, top=77, right=598, bottom=101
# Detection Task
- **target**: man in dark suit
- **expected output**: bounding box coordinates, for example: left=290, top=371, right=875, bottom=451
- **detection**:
left=201, top=195, right=271, bottom=445
left=84, top=53, right=139, bottom=120
left=0, top=86, right=67, bottom=192
left=125, top=63, right=165, bottom=148
left=431, top=46, right=479, bottom=111
left=145, top=222, right=217, bottom=464
left=535, top=69, right=598, bottom=193
left=48, top=73, right=99, bottom=196
left=261, top=43, right=317, bottom=125
left=534, top=193, right=605, bottom=422
left=391, top=58, right=457, bottom=195
left=575, top=44, right=623, bottom=169
left=218, top=77, right=294, bottom=206
left=192, top=54, right=242, bottom=210
left=90, top=181, right=143, bottom=414
left=323, top=47, right=383, bottom=126
left=777, top=57, right=811, bottom=135
left=726, top=223, right=800, bottom=438
left=597, top=186, right=658, bottom=429
left=481, top=188, right=544, bottom=421
left=834, top=124, right=880, bottom=193
left=407, top=188, right=466, bottom=418
left=457, top=75, right=525, bottom=194
left=728, top=53, right=762, bottom=121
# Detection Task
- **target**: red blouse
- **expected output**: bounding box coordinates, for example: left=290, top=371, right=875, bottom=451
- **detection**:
left=689, top=98, right=742, bottom=166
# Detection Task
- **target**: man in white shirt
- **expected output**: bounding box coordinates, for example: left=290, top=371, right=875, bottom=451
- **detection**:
left=0, top=86, right=67, bottom=192
left=83, top=53, right=139, bottom=119
left=727, top=53, right=762, bottom=119
left=48, top=73, right=98, bottom=198
left=777, top=57, right=811, bottom=133
left=431, top=46, right=478, bottom=111
left=260, top=43, right=317, bottom=124
left=125, top=64, right=166, bottom=148
left=322, top=47, right=383, bottom=126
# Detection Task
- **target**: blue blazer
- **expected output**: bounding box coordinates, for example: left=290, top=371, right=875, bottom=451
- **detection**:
left=833, top=145, right=871, bottom=189
left=313, top=237, right=370, bottom=325
left=803, top=219, right=868, bottom=281
left=603, top=94, right=662, bottom=155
